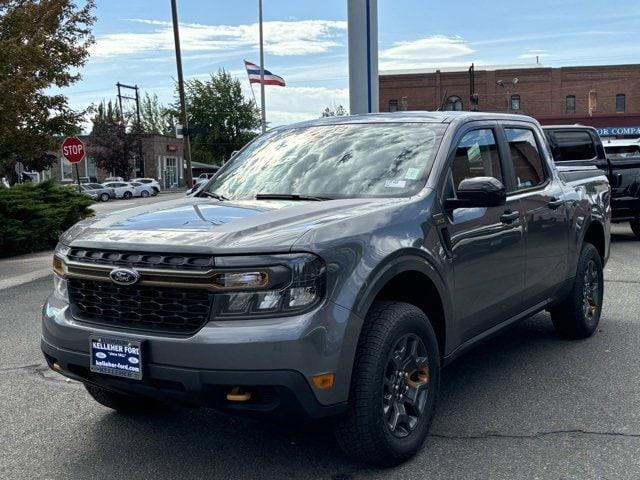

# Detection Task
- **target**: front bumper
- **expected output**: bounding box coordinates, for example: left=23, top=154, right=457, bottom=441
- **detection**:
left=41, top=295, right=358, bottom=418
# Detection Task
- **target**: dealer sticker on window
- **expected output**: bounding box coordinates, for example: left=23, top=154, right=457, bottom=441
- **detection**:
left=385, top=179, right=407, bottom=188
left=90, top=336, right=142, bottom=380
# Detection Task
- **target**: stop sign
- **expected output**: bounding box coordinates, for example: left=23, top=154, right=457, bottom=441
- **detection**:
left=61, top=136, right=86, bottom=164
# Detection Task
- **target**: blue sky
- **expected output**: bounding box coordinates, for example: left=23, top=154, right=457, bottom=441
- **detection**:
left=67, top=0, right=640, bottom=128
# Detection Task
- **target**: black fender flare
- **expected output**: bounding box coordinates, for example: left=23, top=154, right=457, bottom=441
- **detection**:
left=335, top=251, right=454, bottom=390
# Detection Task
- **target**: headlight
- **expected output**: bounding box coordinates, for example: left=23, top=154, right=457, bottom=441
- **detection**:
left=53, top=273, right=69, bottom=302
left=212, top=254, right=325, bottom=318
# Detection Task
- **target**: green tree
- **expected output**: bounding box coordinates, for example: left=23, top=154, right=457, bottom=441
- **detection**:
left=175, top=70, right=261, bottom=165
left=87, top=101, right=139, bottom=180
left=140, top=92, right=175, bottom=136
left=0, top=0, right=95, bottom=176
left=321, top=104, right=348, bottom=117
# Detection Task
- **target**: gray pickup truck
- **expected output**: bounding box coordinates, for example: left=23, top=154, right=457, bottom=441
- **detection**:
left=43, top=112, right=610, bottom=466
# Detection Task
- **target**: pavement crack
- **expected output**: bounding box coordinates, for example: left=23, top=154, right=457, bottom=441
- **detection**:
left=429, top=429, right=640, bottom=440
left=0, top=363, right=42, bottom=373
left=604, top=279, right=640, bottom=284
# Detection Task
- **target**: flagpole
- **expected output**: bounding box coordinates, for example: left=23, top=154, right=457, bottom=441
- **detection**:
left=258, top=0, right=266, bottom=134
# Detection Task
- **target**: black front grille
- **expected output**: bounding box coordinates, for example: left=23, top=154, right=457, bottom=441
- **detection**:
left=67, top=248, right=215, bottom=271
left=68, top=279, right=213, bottom=334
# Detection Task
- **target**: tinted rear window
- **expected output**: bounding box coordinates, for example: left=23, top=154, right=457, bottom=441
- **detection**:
left=551, top=130, right=596, bottom=161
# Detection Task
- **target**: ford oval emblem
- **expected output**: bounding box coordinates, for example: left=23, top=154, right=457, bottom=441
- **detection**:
left=109, top=268, right=140, bottom=286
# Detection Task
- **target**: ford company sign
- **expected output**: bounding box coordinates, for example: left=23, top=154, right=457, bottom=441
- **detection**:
left=596, top=126, right=640, bottom=137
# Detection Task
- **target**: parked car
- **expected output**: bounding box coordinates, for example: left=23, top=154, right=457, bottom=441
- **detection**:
left=80, top=183, right=116, bottom=202
left=132, top=177, right=161, bottom=194
left=185, top=178, right=208, bottom=196
left=129, top=181, right=156, bottom=198
left=104, top=176, right=124, bottom=183
left=101, top=181, right=136, bottom=199
left=79, top=176, right=98, bottom=184
left=196, top=171, right=218, bottom=182
left=44, top=112, right=610, bottom=466
left=544, top=126, right=640, bottom=238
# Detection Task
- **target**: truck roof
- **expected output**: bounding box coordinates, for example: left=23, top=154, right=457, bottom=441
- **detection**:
left=279, top=111, right=539, bottom=129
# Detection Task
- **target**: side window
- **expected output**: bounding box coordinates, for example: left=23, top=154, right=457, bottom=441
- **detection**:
left=552, top=131, right=596, bottom=161
left=451, top=129, right=503, bottom=192
left=505, top=128, right=546, bottom=190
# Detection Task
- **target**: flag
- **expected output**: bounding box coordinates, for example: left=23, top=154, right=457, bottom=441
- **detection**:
left=244, top=60, right=286, bottom=87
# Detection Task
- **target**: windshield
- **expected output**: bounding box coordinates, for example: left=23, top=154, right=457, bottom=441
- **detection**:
left=605, top=144, right=640, bottom=160
left=203, top=123, right=446, bottom=199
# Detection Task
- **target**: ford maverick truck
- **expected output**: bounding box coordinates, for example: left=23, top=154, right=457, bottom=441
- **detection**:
left=43, top=112, right=610, bottom=466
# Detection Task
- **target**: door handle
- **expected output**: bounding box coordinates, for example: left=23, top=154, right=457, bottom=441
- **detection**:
left=548, top=198, right=565, bottom=210
left=500, top=210, right=520, bottom=224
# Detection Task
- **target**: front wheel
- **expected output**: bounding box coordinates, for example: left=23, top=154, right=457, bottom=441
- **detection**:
left=141, top=190, right=150, bottom=198
left=85, top=384, right=160, bottom=414
left=550, top=243, right=604, bottom=339
left=123, top=191, right=133, bottom=200
left=630, top=219, right=640, bottom=239
left=334, top=301, right=440, bottom=466
left=100, top=193, right=110, bottom=202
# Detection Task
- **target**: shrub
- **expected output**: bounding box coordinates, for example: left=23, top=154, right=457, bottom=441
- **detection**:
left=0, top=180, right=94, bottom=257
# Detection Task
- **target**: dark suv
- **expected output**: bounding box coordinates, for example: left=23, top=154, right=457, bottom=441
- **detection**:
left=43, top=112, right=610, bottom=465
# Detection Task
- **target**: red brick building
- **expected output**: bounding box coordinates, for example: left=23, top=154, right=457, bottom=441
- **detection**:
left=380, top=63, right=640, bottom=137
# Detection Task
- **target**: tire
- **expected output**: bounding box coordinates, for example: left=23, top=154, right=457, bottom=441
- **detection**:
left=141, top=190, right=150, bottom=198
left=550, top=243, right=604, bottom=339
left=152, top=187, right=159, bottom=195
left=85, top=384, right=159, bottom=414
left=123, top=191, right=133, bottom=199
left=630, top=219, right=640, bottom=239
left=334, top=301, right=440, bottom=466
left=100, top=193, right=110, bottom=202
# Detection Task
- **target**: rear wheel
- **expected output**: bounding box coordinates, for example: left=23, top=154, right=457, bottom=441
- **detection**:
left=550, top=243, right=603, bottom=339
left=334, top=301, right=440, bottom=466
left=100, top=193, right=110, bottom=202
left=630, top=219, right=640, bottom=239
left=85, top=384, right=160, bottom=414
left=123, top=191, right=133, bottom=199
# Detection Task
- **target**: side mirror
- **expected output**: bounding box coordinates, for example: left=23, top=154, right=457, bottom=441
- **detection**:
left=445, top=176, right=506, bottom=209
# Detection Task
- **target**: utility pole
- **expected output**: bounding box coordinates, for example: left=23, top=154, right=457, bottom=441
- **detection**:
left=116, top=82, right=145, bottom=177
left=258, top=0, right=266, bottom=133
left=170, top=0, right=194, bottom=186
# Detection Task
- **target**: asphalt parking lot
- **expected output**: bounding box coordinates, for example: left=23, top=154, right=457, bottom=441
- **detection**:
left=1, top=224, right=639, bottom=480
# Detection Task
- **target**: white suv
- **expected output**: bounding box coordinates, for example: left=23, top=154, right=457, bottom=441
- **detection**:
left=132, top=178, right=161, bottom=194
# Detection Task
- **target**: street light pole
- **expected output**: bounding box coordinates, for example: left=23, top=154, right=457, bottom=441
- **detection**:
left=258, top=0, right=266, bottom=133
left=170, top=0, right=193, bottom=187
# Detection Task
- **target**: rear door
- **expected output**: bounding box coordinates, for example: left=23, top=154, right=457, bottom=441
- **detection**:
left=442, top=122, right=526, bottom=341
left=501, top=123, right=570, bottom=306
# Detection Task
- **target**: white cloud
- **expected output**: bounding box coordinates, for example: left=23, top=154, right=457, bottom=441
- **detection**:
left=91, top=19, right=347, bottom=58
left=517, top=49, right=549, bottom=60
left=379, top=35, right=474, bottom=70
left=258, top=86, right=349, bottom=126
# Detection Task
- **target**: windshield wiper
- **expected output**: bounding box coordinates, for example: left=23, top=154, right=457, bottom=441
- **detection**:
left=200, top=191, right=228, bottom=201
left=255, top=193, right=332, bottom=201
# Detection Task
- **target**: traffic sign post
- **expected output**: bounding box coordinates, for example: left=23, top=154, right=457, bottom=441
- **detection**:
left=61, top=137, right=86, bottom=193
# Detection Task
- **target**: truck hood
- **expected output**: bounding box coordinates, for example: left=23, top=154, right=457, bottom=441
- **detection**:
left=61, top=196, right=390, bottom=254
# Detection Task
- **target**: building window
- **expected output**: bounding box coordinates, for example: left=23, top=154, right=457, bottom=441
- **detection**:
left=61, top=158, right=73, bottom=181
left=389, top=99, right=398, bottom=112
left=616, top=94, right=626, bottom=113
left=565, top=95, right=576, bottom=114
left=444, top=96, right=463, bottom=111
left=510, top=95, right=521, bottom=111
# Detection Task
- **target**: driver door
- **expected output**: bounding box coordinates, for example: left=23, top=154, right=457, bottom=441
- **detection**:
left=443, top=124, right=526, bottom=342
